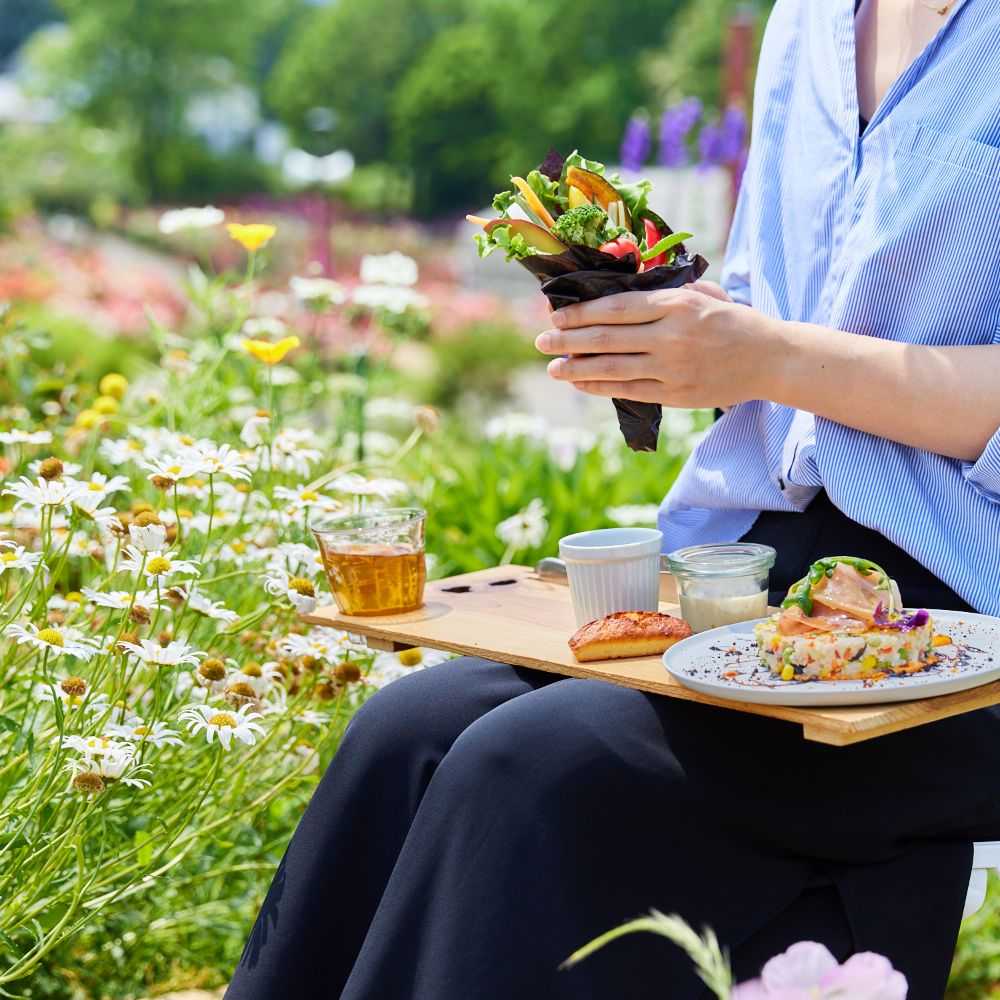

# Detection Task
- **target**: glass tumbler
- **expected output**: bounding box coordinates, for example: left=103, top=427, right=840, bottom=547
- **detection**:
left=313, top=508, right=426, bottom=616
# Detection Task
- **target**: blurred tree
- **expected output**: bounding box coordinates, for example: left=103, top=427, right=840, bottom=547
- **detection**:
left=271, top=0, right=687, bottom=215
left=0, top=0, right=60, bottom=63
left=268, top=0, right=465, bottom=164
left=24, top=0, right=289, bottom=200
left=390, top=24, right=502, bottom=212
left=643, top=0, right=775, bottom=111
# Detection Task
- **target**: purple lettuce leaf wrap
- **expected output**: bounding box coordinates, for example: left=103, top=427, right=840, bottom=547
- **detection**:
left=519, top=243, right=708, bottom=452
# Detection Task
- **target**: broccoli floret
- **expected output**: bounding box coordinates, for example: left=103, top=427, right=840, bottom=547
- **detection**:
left=550, top=204, right=609, bottom=248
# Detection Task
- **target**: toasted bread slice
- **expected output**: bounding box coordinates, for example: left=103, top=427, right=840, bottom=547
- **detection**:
left=568, top=610, right=692, bottom=662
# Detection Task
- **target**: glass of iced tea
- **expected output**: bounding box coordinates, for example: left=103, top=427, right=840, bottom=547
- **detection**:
left=312, top=508, right=426, bottom=616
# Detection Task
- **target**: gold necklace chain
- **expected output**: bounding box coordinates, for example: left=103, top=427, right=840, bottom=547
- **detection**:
left=917, top=0, right=955, bottom=14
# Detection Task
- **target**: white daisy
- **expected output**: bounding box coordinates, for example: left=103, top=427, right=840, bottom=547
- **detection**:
left=330, top=472, right=409, bottom=501
left=62, top=734, right=131, bottom=758
left=368, top=647, right=451, bottom=688
left=359, top=251, right=419, bottom=287
left=81, top=586, right=163, bottom=611
left=142, top=456, right=200, bottom=486
left=2, top=476, right=88, bottom=511
left=273, top=485, right=341, bottom=514
left=172, top=586, right=239, bottom=624
left=289, top=707, right=331, bottom=728
left=266, top=541, right=323, bottom=577
left=67, top=532, right=103, bottom=560
left=117, top=638, right=204, bottom=667
left=0, top=429, right=53, bottom=445
left=105, top=718, right=183, bottom=748
left=351, top=284, right=426, bottom=314
left=279, top=628, right=366, bottom=661
left=71, top=492, right=119, bottom=535
left=178, top=703, right=265, bottom=750
left=121, top=546, right=200, bottom=580
left=28, top=458, right=83, bottom=478
left=158, top=205, right=224, bottom=234
left=266, top=428, right=322, bottom=476
left=76, top=472, right=130, bottom=500
left=0, top=545, right=43, bottom=573
left=239, top=412, right=271, bottom=448
left=215, top=538, right=267, bottom=566
left=496, top=498, right=548, bottom=551
left=66, top=749, right=152, bottom=790
left=227, top=659, right=281, bottom=698
left=128, top=519, right=167, bottom=552
left=100, top=437, right=145, bottom=466
left=262, top=568, right=321, bottom=614
left=5, top=622, right=98, bottom=660
left=182, top=442, right=252, bottom=482
left=290, top=275, right=346, bottom=306
left=38, top=677, right=108, bottom=711
left=287, top=737, right=320, bottom=774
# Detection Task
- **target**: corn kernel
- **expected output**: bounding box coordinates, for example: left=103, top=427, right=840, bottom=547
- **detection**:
left=861, top=654, right=877, bottom=671
left=781, top=664, right=795, bottom=681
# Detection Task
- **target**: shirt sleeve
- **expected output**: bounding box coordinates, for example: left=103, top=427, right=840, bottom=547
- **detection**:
left=719, top=168, right=752, bottom=307
left=962, top=424, right=1000, bottom=503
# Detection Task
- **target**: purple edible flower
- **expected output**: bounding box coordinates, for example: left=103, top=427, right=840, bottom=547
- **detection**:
left=874, top=602, right=930, bottom=631
left=620, top=115, right=652, bottom=174
left=658, top=98, right=703, bottom=168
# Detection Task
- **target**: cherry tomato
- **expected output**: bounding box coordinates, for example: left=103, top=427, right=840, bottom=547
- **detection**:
left=598, top=237, right=642, bottom=269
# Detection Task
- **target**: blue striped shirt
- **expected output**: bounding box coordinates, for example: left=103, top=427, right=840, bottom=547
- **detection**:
left=658, top=0, right=1000, bottom=614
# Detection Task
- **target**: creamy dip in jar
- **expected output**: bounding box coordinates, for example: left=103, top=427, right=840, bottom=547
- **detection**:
left=665, top=543, right=777, bottom=633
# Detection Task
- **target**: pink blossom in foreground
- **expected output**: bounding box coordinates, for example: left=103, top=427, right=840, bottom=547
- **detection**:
left=731, top=942, right=907, bottom=999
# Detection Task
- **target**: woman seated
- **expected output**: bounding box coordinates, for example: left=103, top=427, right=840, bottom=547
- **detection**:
left=227, top=1, right=1000, bottom=997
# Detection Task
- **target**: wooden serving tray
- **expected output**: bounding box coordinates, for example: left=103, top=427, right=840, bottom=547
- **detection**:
left=300, top=564, right=1000, bottom=747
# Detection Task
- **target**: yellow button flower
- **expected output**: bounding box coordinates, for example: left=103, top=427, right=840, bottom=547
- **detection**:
left=241, top=335, right=301, bottom=365
left=226, top=223, right=277, bottom=252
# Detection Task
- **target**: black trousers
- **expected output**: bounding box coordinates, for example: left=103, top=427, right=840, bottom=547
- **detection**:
left=227, top=495, right=1000, bottom=999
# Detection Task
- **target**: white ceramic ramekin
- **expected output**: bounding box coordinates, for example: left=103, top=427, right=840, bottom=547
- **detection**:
left=558, top=527, right=663, bottom=627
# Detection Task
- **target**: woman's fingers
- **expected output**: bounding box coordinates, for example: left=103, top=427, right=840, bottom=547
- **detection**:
left=547, top=353, right=652, bottom=383
left=535, top=324, right=655, bottom=355
left=569, top=379, right=665, bottom=402
left=550, top=288, right=685, bottom=329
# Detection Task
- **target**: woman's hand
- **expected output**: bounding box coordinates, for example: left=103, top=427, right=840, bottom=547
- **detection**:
left=536, top=282, right=1000, bottom=463
left=535, top=285, right=784, bottom=409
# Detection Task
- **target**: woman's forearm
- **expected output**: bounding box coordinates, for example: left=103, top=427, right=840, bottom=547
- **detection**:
left=763, top=318, right=1000, bottom=462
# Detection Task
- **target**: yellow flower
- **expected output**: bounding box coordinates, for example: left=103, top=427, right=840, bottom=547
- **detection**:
left=226, top=223, right=277, bottom=252
left=99, top=373, right=128, bottom=399
left=241, top=336, right=301, bottom=365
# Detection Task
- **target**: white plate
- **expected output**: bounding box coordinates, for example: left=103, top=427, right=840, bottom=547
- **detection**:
left=662, top=609, right=1000, bottom=706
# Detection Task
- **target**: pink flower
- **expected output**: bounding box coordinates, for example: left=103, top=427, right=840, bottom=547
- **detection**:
left=731, top=942, right=907, bottom=999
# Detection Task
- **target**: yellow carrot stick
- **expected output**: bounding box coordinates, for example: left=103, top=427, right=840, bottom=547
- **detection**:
left=466, top=215, right=492, bottom=227
left=511, top=177, right=555, bottom=229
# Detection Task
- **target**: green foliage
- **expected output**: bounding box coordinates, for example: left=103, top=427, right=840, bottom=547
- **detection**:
left=25, top=0, right=288, bottom=200
left=643, top=0, right=776, bottom=111
left=0, top=121, right=138, bottom=222
left=421, top=324, right=540, bottom=409
left=948, top=874, right=1000, bottom=998
left=268, top=0, right=464, bottom=164
left=390, top=24, right=503, bottom=212
left=270, top=0, right=688, bottom=214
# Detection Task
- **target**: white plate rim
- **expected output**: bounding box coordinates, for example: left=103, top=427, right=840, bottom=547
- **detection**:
left=662, top=608, right=1000, bottom=707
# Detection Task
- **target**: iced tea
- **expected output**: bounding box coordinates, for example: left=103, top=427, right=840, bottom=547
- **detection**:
left=320, top=544, right=426, bottom=616
left=313, top=508, right=427, bottom=616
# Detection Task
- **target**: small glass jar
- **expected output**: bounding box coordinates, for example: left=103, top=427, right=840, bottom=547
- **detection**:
left=665, top=542, right=776, bottom=633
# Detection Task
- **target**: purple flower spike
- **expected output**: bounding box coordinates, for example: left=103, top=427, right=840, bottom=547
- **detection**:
left=874, top=602, right=930, bottom=631
left=620, top=116, right=652, bottom=174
